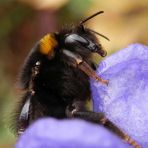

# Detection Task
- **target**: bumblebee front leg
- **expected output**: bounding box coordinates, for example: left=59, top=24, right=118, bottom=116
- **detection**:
left=66, top=101, right=141, bottom=148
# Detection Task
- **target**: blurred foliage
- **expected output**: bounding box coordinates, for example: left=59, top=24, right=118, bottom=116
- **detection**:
left=58, top=0, right=92, bottom=23
left=90, top=0, right=148, bottom=55
left=0, top=0, right=147, bottom=147
left=0, top=5, right=32, bottom=39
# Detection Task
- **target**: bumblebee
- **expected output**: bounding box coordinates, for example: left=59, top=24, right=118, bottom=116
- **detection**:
left=14, top=11, right=140, bottom=148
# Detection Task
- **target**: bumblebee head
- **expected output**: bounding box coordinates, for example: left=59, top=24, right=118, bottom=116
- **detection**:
left=64, top=32, right=106, bottom=57
left=60, top=11, right=109, bottom=84
left=39, top=11, right=109, bottom=84
left=64, top=11, right=109, bottom=57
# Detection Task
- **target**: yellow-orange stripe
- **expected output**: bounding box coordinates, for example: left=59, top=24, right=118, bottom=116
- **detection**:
left=39, top=34, right=58, bottom=56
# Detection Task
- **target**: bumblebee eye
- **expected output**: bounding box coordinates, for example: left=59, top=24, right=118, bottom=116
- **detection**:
left=65, top=34, right=89, bottom=46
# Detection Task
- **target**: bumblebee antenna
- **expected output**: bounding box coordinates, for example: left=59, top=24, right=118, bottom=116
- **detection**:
left=89, top=29, right=110, bottom=41
left=80, top=11, right=104, bottom=25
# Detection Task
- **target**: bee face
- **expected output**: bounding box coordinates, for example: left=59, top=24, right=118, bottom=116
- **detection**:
left=64, top=36, right=99, bottom=60
left=64, top=29, right=98, bottom=52
left=59, top=24, right=107, bottom=60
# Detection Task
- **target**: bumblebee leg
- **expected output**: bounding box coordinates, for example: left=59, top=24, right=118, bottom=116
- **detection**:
left=66, top=100, right=141, bottom=148
left=73, top=111, right=141, bottom=148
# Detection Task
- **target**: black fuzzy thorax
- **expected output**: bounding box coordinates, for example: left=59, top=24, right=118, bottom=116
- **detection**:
left=14, top=26, right=101, bottom=131
left=32, top=49, right=91, bottom=120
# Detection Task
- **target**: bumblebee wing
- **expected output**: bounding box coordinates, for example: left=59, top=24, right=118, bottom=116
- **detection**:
left=11, top=91, right=44, bottom=135
left=17, top=92, right=31, bottom=135
left=10, top=92, right=31, bottom=135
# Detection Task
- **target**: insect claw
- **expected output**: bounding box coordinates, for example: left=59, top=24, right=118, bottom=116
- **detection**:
left=124, top=135, right=142, bottom=148
left=96, top=77, right=109, bottom=85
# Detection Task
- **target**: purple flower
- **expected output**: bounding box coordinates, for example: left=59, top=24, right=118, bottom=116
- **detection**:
left=16, top=43, right=148, bottom=148
left=15, top=118, right=130, bottom=148
left=91, top=43, right=148, bottom=148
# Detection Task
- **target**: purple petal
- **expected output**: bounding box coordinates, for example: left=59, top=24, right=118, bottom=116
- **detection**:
left=15, top=118, right=130, bottom=148
left=91, top=43, right=148, bottom=148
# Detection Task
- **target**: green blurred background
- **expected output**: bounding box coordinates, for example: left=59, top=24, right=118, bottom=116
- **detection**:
left=0, top=0, right=147, bottom=147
